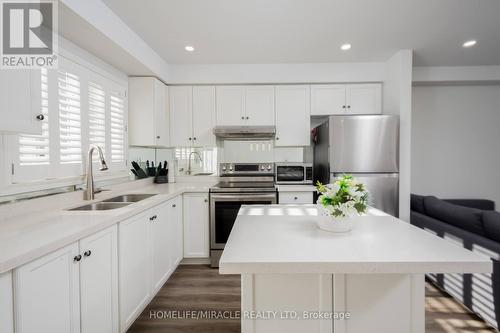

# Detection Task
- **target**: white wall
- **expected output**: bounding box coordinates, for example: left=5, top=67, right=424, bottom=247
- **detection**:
left=412, top=85, right=500, bottom=209
left=383, top=50, right=413, bottom=221
left=168, top=62, right=385, bottom=84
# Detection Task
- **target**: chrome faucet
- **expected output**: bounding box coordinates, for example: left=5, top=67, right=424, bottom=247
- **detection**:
left=84, top=144, right=108, bottom=200
left=186, top=151, right=202, bottom=175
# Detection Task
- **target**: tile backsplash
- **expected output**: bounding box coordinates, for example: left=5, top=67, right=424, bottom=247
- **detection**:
left=129, top=140, right=309, bottom=177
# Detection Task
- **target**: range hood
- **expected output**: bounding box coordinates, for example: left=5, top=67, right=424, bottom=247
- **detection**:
left=213, top=126, right=276, bottom=140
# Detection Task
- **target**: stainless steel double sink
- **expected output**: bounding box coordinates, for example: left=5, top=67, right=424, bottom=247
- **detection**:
left=68, top=194, right=157, bottom=211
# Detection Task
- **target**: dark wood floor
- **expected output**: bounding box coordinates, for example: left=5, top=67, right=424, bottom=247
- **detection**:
left=128, top=265, right=497, bottom=333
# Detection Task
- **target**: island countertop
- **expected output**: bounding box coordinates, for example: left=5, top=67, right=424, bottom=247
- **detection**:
left=219, top=205, right=492, bottom=275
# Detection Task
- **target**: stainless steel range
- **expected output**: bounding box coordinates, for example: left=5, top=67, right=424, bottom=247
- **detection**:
left=210, top=163, right=277, bottom=267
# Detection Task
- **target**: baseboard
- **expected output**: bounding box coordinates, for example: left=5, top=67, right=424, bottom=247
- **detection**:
left=180, top=258, right=210, bottom=265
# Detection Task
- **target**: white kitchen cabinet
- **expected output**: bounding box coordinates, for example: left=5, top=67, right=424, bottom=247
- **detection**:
left=128, top=77, right=170, bottom=147
left=14, top=243, right=81, bottom=333
left=170, top=86, right=216, bottom=147
left=244, top=86, right=275, bottom=125
left=310, top=84, right=346, bottom=115
left=183, top=193, right=210, bottom=258
left=216, top=86, right=245, bottom=126
left=0, top=69, right=42, bottom=134
left=119, top=196, right=183, bottom=331
left=279, top=191, right=314, bottom=204
left=192, top=86, right=216, bottom=146
left=346, top=84, right=382, bottom=115
left=310, top=83, right=382, bottom=115
left=79, top=225, right=118, bottom=333
left=150, top=201, right=172, bottom=294
left=169, top=86, right=193, bottom=147
left=169, top=196, right=184, bottom=267
left=119, top=211, right=151, bottom=331
left=275, top=85, right=311, bottom=146
left=0, top=271, right=14, bottom=333
left=216, top=85, right=275, bottom=126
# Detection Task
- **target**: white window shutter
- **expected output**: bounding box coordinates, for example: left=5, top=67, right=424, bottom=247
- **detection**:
left=58, top=70, right=82, bottom=164
left=109, top=92, right=126, bottom=163
left=88, top=82, right=106, bottom=159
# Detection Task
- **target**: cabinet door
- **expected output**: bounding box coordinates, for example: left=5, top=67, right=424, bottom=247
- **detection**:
left=150, top=202, right=172, bottom=294
left=0, top=272, right=13, bottom=333
left=169, top=196, right=184, bottom=267
left=346, top=84, right=382, bottom=115
left=245, top=86, right=275, bottom=126
left=14, top=243, right=80, bottom=333
left=311, top=84, right=346, bottom=115
left=170, top=86, right=193, bottom=147
left=0, top=69, right=42, bottom=134
left=216, top=86, right=245, bottom=126
left=128, top=77, right=155, bottom=146
left=275, top=85, right=311, bottom=146
left=192, top=86, right=216, bottom=146
left=279, top=191, right=314, bottom=204
left=154, top=80, right=170, bottom=146
left=79, top=225, right=118, bottom=333
left=118, top=212, right=151, bottom=331
left=183, top=193, right=210, bottom=258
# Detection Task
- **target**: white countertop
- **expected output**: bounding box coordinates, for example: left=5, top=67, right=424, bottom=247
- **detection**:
left=219, top=205, right=492, bottom=275
left=0, top=180, right=215, bottom=274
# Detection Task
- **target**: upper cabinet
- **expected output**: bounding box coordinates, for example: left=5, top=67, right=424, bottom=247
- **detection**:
left=128, top=77, right=170, bottom=147
left=0, top=69, right=42, bottom=134
left=311, top=83, right=382, bottom=115
left=216, top=85, right=275, bottom=126
left=275, top=85, right=311, bottom=146
left=170, top=86, right=216, bottom=147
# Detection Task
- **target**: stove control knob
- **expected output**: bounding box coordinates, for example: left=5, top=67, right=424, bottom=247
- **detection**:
left=222, top=165, right=227, bottom=171
left=260, top=165, right=265, bottom=170
left=266, top=164, right=272, bottom=171
left=229, top=165, right=233, bottom=171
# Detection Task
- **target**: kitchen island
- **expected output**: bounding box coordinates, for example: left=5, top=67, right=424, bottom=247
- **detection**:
left=219, top=205, right=492, bottom=333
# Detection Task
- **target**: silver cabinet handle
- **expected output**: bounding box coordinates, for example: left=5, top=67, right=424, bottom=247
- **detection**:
left=74, top=255, right=82, bottom=262
left=84, top=250, right=92, bottom=257
left=36, top=114, right=45, bottom=121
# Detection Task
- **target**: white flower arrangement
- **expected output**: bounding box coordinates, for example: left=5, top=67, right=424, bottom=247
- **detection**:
left=316, top=175, right=369, bottom=218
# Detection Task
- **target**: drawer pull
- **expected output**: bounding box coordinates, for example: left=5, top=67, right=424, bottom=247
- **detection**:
left=84, top=250, right=92, bottom=257
left=74, top=255, right=82, bottom=262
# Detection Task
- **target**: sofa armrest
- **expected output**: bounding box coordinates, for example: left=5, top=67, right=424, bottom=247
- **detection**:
left=443, top=199, right=495, bottom=211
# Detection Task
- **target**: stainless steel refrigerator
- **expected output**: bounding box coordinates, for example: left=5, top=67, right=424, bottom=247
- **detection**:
left=313, top=115, right=399, bottom=216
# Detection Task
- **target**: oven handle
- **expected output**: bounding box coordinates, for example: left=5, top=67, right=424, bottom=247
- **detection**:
left=210, top=193, right=277, bottom=202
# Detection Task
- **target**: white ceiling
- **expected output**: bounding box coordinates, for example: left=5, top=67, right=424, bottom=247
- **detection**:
left=101, top=0, right=500, bottom=66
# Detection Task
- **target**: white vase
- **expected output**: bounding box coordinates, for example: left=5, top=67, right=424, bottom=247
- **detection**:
left=317, top=205, right=355, bottom=233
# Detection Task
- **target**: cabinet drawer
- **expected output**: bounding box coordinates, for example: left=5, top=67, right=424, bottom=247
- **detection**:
left=279, top=192, right=314, bottom=204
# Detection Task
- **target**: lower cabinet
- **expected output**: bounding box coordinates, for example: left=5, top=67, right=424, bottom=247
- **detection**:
left=119, top=195, right=184, bottom=332
left=13, top=225, right=118, bottom=333
left=279, top=191, right=314, bottom=204
left=183, top=193, right=210, bottom=258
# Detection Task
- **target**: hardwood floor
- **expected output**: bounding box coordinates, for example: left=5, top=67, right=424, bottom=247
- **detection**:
left=128, top=265, right=497, bottom=333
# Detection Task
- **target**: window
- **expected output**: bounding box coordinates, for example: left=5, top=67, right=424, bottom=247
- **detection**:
left=12, top=56, right=128, bottom=184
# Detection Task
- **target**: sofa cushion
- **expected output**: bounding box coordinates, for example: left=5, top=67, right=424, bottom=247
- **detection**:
left=483, top=211, right=500, bottom=242
left=423, top=196, right=484, bottom=235
left=411, top=194, right=426, bottom=214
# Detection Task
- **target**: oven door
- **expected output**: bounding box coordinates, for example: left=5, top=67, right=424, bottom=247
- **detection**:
left=276, top=165, right=306, bottom=184
left=210, top=192, right=277, bottom=250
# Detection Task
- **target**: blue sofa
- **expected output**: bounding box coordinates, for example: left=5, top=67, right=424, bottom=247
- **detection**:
left=410, top=194, right=499, bottom=329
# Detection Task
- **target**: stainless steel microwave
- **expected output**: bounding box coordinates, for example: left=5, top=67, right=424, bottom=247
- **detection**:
left=275, top=163, right=313, bottom=184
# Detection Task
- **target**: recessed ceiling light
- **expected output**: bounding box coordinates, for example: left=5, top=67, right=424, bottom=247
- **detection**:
left=462, top=40, right=477, bottom=48
left=185, top=45, right=195, bottom=52
left=340, top=43, right=352, bottom=51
